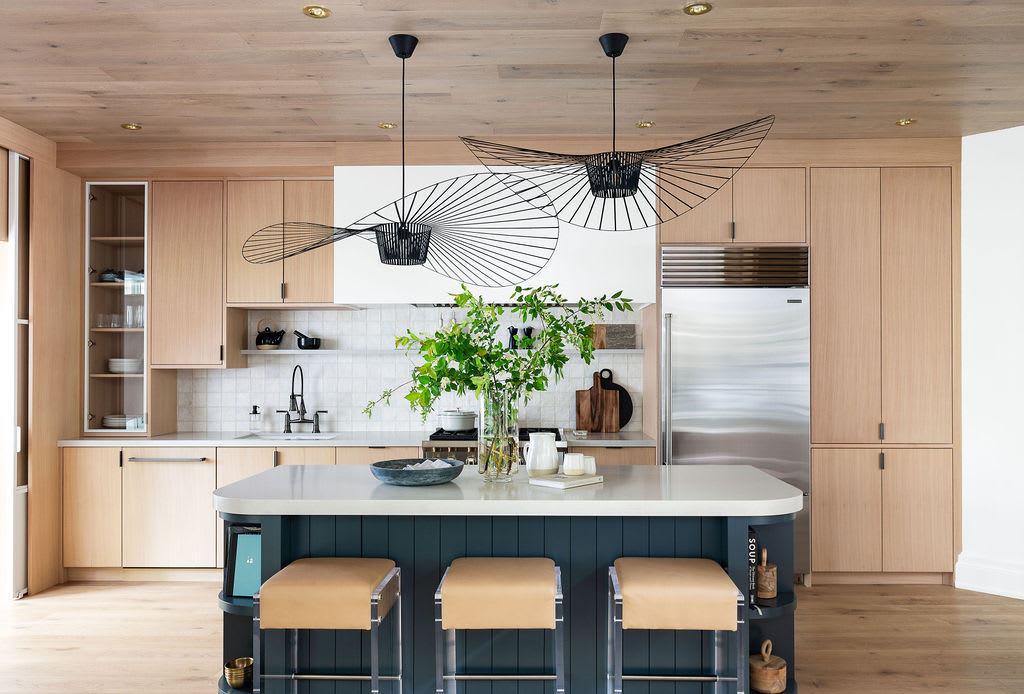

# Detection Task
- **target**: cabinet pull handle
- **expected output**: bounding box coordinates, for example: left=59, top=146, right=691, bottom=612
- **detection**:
left=219, top=345, right=224, bottom=362
left=119, top=450, right=123, bottom=468
left=280, top=282, right=286, bottom=300
left=368, top=446, right=386, bottom=449
left=730, top=221, right=736, bottom=240
left=879, top=422, right=885, bottom=440
left=880, top=451, right=885, bottom=470
left=273, top=450, right=279, bottom=467
left=126, top=457, right=208, bottom=463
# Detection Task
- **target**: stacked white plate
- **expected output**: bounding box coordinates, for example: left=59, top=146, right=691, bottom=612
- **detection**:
left=101, top=414, right=144, bottom=429
left=108, top=357, right=143, bottom=374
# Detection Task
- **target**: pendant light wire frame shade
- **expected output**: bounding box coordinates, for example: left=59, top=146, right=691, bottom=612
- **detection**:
left=373, top=222, right=432, bottom=265
left=460, top=114, right=775, bottom=231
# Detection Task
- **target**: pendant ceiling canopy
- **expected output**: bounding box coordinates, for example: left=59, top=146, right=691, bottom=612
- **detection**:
left=460, top=33, right=775, bottom=232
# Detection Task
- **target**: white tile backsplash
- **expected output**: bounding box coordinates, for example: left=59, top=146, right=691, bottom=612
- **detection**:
left=177, top=307, right=644, bottom=433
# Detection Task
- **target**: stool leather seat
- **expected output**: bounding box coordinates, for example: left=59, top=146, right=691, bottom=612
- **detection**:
left=259, top=557, right=396, bottom=630
left=613, top=557, right=739, bottom=631
left=441, top=557, right=556, bottom=630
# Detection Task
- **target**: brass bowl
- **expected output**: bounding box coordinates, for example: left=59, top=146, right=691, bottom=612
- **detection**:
left=224, top=657, right=254, bottom=689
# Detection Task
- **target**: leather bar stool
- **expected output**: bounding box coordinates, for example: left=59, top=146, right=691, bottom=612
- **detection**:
left=434, top=557, right=565, bottom=694
left=608, top=558, right=747, bottom=694
left=253, top=557, right=401, bottom=694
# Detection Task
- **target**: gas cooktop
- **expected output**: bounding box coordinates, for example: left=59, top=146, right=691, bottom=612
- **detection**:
left=427, top=427, right=562, bottom=442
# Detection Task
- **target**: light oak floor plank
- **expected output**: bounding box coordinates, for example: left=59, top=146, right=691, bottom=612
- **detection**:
left=2, top=582, right=1023, bottom=693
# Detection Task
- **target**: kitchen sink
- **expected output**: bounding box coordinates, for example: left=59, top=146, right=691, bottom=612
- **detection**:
left=243, top=432, right=338, bottom=441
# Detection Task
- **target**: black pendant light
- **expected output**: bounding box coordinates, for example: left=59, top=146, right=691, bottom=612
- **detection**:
left=243, top=33, right=562, bottom=286
left=460, top=33, right=775, bottom=231
left=375, top=34, right=432, bottom=265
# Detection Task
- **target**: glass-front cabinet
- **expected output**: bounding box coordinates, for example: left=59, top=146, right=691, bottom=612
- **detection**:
left=84, top=182, right=148, bottom=434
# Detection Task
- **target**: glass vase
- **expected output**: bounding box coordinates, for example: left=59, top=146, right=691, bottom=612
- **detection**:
left=477, top=388, right=520, bottom=483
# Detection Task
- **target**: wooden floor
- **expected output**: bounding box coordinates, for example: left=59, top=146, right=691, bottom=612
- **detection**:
left=0, top=582, right=1022, bottom=693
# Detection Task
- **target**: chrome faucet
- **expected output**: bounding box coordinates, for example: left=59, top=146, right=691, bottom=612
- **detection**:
left=276, top=365, right=327, bottom=433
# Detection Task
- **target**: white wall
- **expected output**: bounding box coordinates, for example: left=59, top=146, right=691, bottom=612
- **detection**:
left=957, top=125, right=1024, bottom=599
left=177, top=305, right=645, bottom=434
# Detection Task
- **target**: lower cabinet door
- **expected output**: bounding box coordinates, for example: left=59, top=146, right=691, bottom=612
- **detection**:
left=811, top=448, right=883, bottom=572
left=276, top=447, right=335, bottom=466
left=882, top=448, right=954, bottom=572
left=122, top=448, right=217, bottom=568
left=567, top=446, right=657, bottom=466
left=63, top=447, right=122, bottom=567
left=337, top=446, right=420, bottom=466
left=216, top=447, right=276, bottom=568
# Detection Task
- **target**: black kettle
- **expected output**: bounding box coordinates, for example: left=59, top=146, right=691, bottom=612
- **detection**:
left=255, top=318, right=285, bottom=350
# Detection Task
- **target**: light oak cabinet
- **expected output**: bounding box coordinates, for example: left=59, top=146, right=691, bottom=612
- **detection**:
left=276, top=447, right=335, bottom=466
left=567, top=446, right=657, bottom=466
left=337, top=446, right=420, bottom=466
left=215, top=447, right=276, bottom=567
left=810, top=167, right=952, bottom=445
left=811, top=448, right=953, bottom=573
left=226, top=179, right=333, bottom=305
left=659, top=168, right=806, bottom=245
left=62, top=447, right=122, bottom=567
left=121, top=447, right=217, bottom=568
left=150, top=181, right=225, bottom=367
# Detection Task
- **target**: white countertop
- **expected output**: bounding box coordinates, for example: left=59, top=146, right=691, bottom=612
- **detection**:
left=213, top=464, right=802, bottom=517
left=58, top=430, right=655, bottom=448
left=57, top=431, right=428, bottom=448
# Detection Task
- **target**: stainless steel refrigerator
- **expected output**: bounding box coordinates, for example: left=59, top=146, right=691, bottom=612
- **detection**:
left=660, top=247, right=810, bottom=572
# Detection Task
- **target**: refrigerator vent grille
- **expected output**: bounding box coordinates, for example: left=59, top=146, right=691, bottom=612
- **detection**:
left=661, top=246, right=809, bottom=287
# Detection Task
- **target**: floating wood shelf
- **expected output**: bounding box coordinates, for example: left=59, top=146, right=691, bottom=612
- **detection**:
left=239, top=349, right=402, bottom=355
left=90, top=327, right=144, bottom=333
left=89, top=282, right=144, bottom=290
left=90, top=236, right=145, bottom=246
left=89, top=373, right=144, bottom=378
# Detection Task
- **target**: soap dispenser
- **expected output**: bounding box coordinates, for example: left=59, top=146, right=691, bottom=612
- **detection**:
left=248, top=405, right=262, bottom=433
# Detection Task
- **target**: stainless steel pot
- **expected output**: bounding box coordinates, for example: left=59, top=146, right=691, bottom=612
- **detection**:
left=439, top=409, right=477, bottom=431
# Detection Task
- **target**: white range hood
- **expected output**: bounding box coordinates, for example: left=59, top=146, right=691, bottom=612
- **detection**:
left=333, top=165, right=655, bottom=305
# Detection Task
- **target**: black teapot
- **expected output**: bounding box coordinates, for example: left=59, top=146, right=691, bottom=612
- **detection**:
left=255, top=319, right=285, bottom=350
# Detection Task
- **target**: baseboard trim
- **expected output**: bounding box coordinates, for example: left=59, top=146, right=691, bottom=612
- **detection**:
left=65, top=567, right=221, bottom=583
left=955, top=553, right=1024, bottom=600
left=812, top=571, right=951, bottom=585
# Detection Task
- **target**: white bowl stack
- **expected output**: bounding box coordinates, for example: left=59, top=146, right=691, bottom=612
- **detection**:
left=108, top=357, right=143, bottom=374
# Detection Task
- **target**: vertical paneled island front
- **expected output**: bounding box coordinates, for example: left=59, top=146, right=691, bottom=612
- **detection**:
left=214, top=465, right=802, bottom=694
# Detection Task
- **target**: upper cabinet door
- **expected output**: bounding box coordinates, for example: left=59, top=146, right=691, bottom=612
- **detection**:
left=283, top=180, right=334, bottom=303
left=733, top=168, right=806, bottom=244
left=150, top=181, right=224, bottom=366
left=226, top=180, right=283, bottom=303
left=658, top=169, right=734, bottom=244
left=880, top=168, right=953, bottom=444
left=810, top=168, right=882, bottom=444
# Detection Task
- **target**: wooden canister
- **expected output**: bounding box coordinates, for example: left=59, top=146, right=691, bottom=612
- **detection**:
left=756, top=548, right=777, bottom=599
left=749, top=639, right=787, bottom=694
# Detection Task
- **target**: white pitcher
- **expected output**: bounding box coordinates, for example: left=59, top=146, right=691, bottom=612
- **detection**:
left=524, top=432, right=559, bottom=477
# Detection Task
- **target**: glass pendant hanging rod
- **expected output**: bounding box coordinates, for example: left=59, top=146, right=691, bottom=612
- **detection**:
left=401, top=55, right=407, bottom=224
left=611, top=54, right=616, bottom=156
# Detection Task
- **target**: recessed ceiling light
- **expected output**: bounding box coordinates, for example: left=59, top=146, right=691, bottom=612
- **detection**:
left=895, top=117, right=917, bottom=126
left=377, top=122, right=398, bottom=129
left=302, top=5, right=331, bottom=19
left=120, top=122, right=142, bottom=130
left=684, top=2, right=713, bottom=15
left=635, top=120, right=656, bottom=129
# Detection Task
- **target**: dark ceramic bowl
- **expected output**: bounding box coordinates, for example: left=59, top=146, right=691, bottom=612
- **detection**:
left=296, top=336, right=321, bottom=350
left=370, top=458, right=464, bottom=486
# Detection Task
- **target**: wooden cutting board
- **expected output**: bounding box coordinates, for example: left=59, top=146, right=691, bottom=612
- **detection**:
left=576, top=371, right=620, bottom=433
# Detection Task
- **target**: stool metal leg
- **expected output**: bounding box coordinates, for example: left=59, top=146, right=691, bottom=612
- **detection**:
left=371, top=607, right=381, bottom=694
left=736, top=594, right=747, bottom=694
left=253, top=594, right=262, bottom=694
left=291, top=629, right=299, bottom=694
left=554, top=567, right=565, bottom=694
left=712, top=630, right=725, bottom=694
left=434, top=567, right=449, bottom=694
left=608, top=568, right=624, bottom=694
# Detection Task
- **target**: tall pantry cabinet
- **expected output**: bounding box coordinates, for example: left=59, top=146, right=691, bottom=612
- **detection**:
left=810, top=166, right=955, bottom=575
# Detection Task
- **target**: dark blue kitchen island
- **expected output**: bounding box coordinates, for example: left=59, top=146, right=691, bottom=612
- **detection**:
left=214, top=464, right=802, bottom=694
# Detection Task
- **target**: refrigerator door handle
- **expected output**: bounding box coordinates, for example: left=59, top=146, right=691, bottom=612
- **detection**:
left=661, top=312, right=672, bottom=465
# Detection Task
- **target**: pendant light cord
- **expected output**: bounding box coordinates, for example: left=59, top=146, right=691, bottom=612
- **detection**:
left=401, top=56, right=407, bottom=224
left=611, top=55, right=617, bottom=155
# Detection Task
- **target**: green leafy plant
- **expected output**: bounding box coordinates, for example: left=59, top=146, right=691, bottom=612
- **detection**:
left=363, top=284, right=634, bottom=420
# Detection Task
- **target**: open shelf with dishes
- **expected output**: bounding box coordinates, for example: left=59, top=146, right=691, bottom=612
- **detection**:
left=84, top=182, right=149, bottom=435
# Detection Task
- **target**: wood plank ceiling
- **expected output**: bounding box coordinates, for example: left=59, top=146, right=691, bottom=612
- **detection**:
left=1, top=0, right=1023, bottom=143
